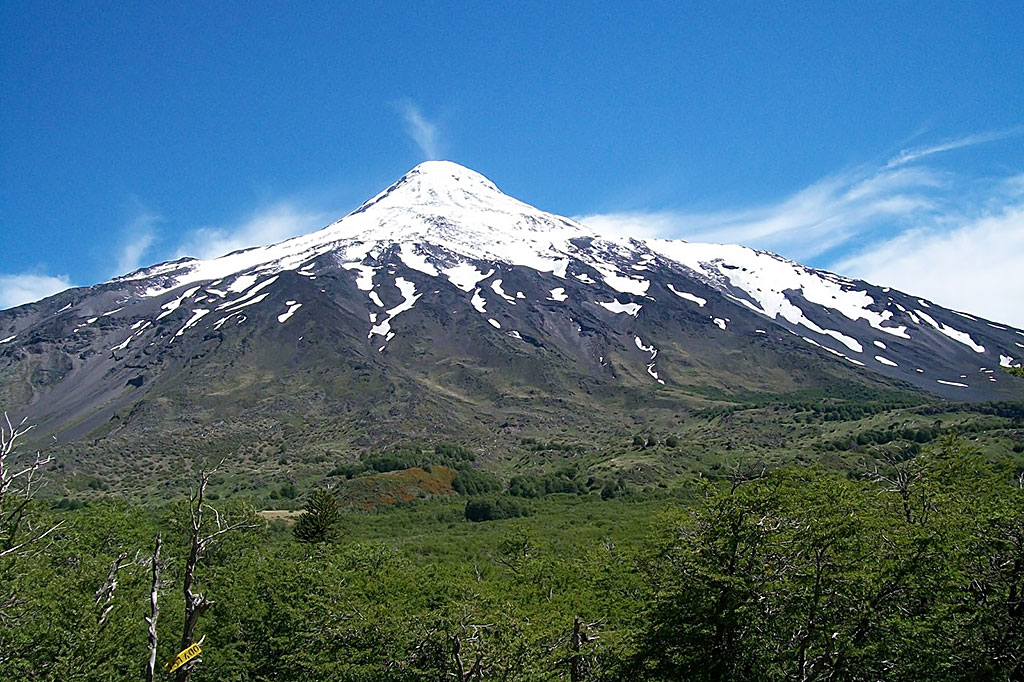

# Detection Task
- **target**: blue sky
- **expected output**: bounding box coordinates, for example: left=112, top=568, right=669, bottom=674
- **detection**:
left=2, top=2, right=1023, bottom=324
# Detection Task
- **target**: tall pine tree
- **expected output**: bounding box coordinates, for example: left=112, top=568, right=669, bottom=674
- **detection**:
left=292, top=488, right=340, bottom=543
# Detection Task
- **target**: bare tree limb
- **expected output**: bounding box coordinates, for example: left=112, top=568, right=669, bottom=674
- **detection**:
left=175, top=463, right=255, bottom=682
left=145, top=534, right=161, bottom=682
left=95, top=551, right=133, bottom=627
left=0, top=411, right=61, bottom=561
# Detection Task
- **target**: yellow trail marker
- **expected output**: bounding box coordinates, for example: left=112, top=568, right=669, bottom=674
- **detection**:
left=166, top=643, right=202, bottom=673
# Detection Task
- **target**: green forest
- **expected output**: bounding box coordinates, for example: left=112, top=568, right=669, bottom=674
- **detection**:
left=2, top=422, right=1023, bottom=681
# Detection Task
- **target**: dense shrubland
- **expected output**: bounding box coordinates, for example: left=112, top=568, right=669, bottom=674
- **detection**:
left=1, top=427, right=1023, bottom=680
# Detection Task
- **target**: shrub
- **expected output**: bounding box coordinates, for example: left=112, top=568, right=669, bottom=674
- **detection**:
left=508, top=475, right=540, bottom=498
left=464, top=496, right=529, bottom=522
left=452, top=468, right=502, bottom=496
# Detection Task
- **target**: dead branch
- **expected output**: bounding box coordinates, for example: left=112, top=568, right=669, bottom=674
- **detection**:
left=0, top=411, right=63, bottom=603
left=95, top=551, right=134, bottom=627
left=145, top=534, right=161, bottom=682
left=175, top=463, right=256, bottom=682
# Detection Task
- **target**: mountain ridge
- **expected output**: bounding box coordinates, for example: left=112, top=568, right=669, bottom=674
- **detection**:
left=6, top=161, right=1021, bottom=382
left=0, top=161, right=1021, bottom=495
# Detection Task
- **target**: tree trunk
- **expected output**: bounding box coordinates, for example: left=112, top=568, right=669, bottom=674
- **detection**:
left=570, top=616, right=583, bottom=682
left=144, top=534, right=161, bottom=682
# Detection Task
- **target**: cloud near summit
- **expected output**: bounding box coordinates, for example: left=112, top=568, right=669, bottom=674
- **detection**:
left=174, top=203, right=328, bottom=262
left=399, top=102, right=442, bottom=160
left=0, top=272, right=73, bottom=310
left=576, top=132, right=1024, bottom=328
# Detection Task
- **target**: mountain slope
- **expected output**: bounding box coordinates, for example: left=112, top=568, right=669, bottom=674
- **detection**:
left=0, top=161, right=1021, bottom=492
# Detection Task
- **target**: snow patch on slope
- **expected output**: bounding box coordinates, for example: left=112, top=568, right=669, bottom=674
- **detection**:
left=598, top=300, right=641, bottom=316
left=915, top=309, right=985, bottom=353
left=646, top=240, right=909, bottom=341
left=216, top=276, right=278, bottom=311
left=471, top=289, right=487, bottom=313
left=490, top=279, right=516, bottom=303
left=445, top=263, right=493, bottom=292
left=175, top=309, right=210, bottom=338
left=278, top=302, right=302, bottom=323
left=398, top=245, right=439, bottom=276
left=368, top=278, right=420, bottom=339
left=342, top=263, right=376, bottom=291
left=666, top=284, right=706, bottom=307
left=157, top=286, right=202, bottom=320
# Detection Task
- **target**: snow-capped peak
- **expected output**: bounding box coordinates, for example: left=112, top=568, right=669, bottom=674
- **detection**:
left=9, top=160, right=1023, bottom=407
left=125, top=161, right=591, bottom=296
left=354, top=160, right=508, bottom=213
left=111, top=161, right=1020, bottom=376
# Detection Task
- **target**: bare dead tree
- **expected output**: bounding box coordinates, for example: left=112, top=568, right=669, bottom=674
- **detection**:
left=175, top=463, right=255, bottom=682
left=433, top=608, right=497, bottom=682
left=727, top=460, right=768, bottom=493
left=0, top=411, right=64, bottom=561
left=145, top=534, right=161, bottom=682
left=0, top=411, right=64, bottom=631
left=449, top=623, right=488, bottom=681
left=94, top=550, right=139, bottom=627
left=568, top=616, right=602, bottom=682
left=869, top=449, right=922, bottom=525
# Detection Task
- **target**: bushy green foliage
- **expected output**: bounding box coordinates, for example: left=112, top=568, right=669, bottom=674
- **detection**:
left=353, top=442, right=478, bottom=478
left=600, top=478, right=629, bottom=500
left=464, top=495, right=529, bottom=522
left=3, top=437, right=1023, bottom=680
left=821, top=425, right=942, bottom=451
left=433, top=441, right=476, bottom=462
left=451, top=467, right=501, bottom=496
left=628, top=438, right=1024, bottom=681
left=507, top=466, right=588, bottom=498
left=363, top=450, right=423, bottom=473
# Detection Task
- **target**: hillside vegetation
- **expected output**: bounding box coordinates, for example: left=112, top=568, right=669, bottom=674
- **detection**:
left=2, top=430, right=1023, bottom=680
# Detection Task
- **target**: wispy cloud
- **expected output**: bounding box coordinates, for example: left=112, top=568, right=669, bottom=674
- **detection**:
left=115, top=209, right=160, bottom=275
left=174, top=203, right=327, bottom=261
left=576, top=164, right=945, bottom=262
left=884, top=127, right=1024, bottom=169
left=400, top=102, right=441, bottom=160
left=576, top=128, right=1024, bottom=326
left=0, top=272, right=73, bottom=310
left=832, top=189, right=1024, bottom=328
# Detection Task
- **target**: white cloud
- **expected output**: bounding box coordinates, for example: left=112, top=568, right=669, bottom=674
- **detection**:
left=0, top=273, right=73, bottom=310
left=885, top=127, right=1024, bottom=169
left=578, top=211, right=682, bottom=240
left=174, top=203, right=327, bottom=261
left=115, top=210, right=160, bottom=275
left=400, top=102, right=441, bottom=160
left=576, top=165, right=943, bottom=261
left=577, top=130, right=1024, bottom=327
left=832, top=200, right=1024, bottom=329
